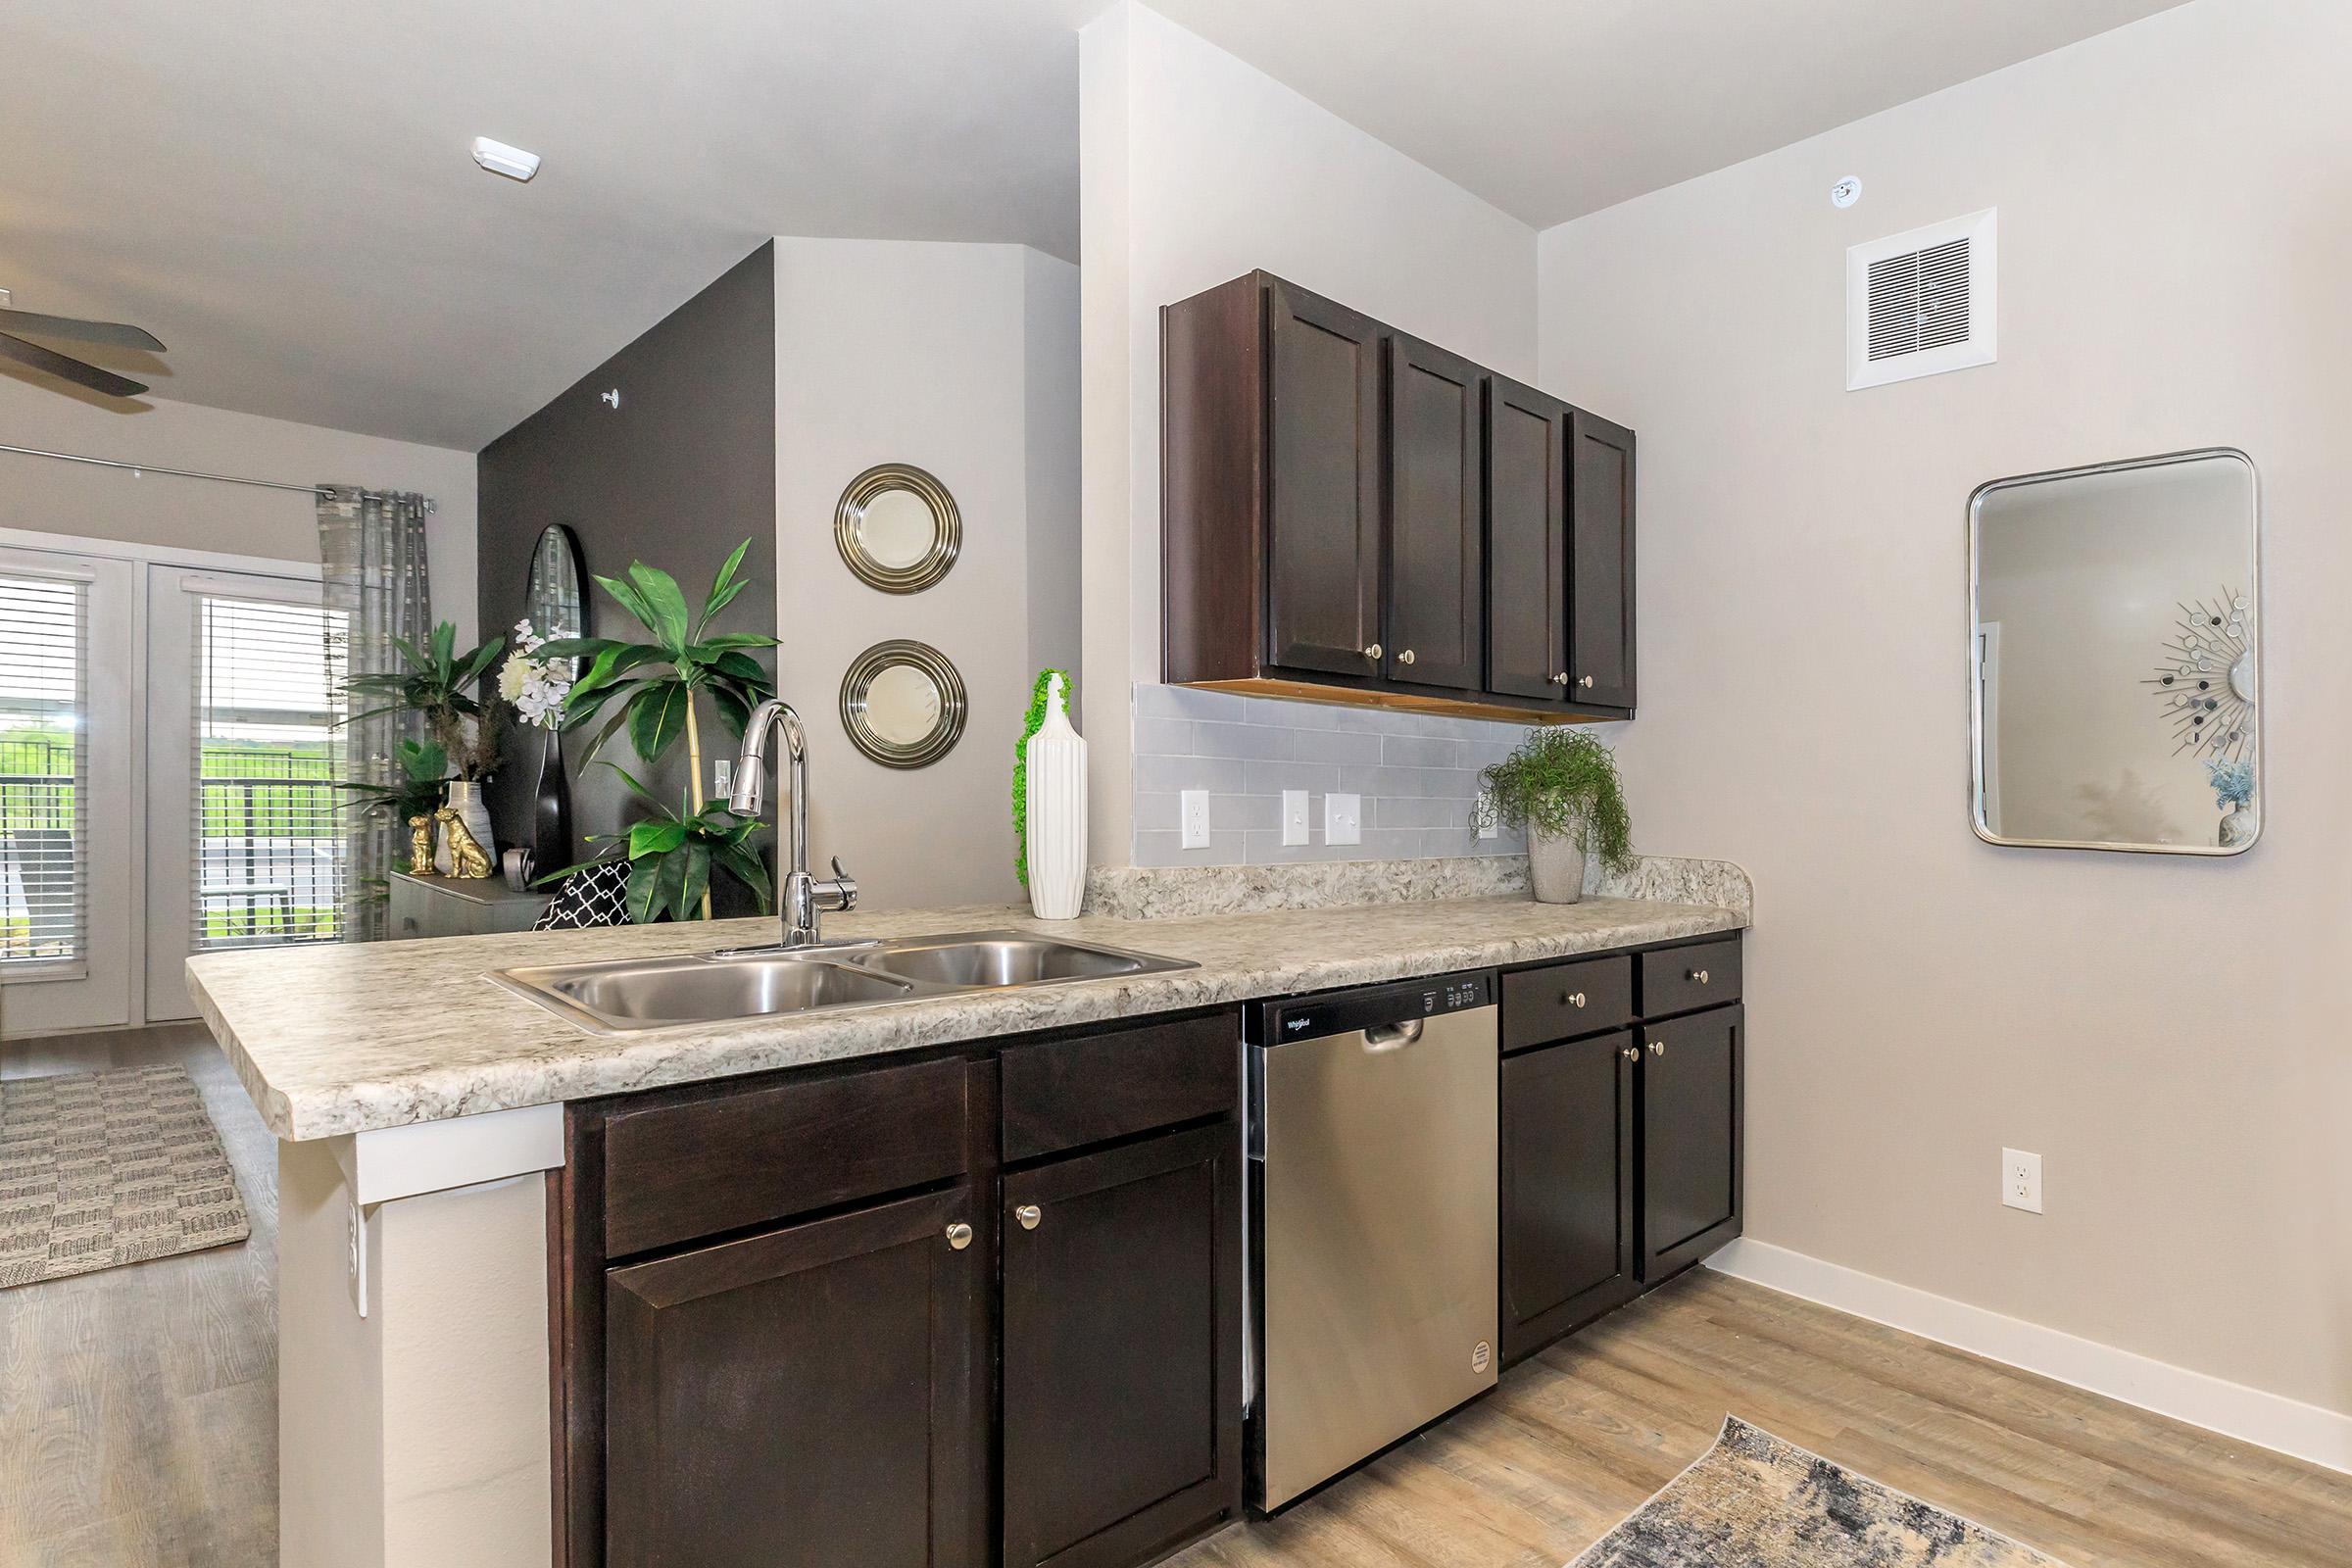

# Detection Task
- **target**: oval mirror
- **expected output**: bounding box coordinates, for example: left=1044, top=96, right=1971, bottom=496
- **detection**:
left=523, top=524, right=587, bottom=669
left=834, top=465, right=960, bottom=593
left=839, top=640, right=966, bottom=768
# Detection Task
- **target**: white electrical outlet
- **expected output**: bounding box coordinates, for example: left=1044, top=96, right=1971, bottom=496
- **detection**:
left=1179, top=789, right=1211, bottom=850
left=2001, top=1148, right=2043, bottom=1214
left=1475, top=790, right=1499, bottom=840
left=1281, top=789, right=1310, bottom=846
left=346, top=1194, right=368, bottom=1318
left=1324, top=792, right=1361, bottom=846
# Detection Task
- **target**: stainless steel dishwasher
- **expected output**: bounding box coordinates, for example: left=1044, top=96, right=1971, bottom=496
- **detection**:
left=1246, top=970, right=1498, bottom=1510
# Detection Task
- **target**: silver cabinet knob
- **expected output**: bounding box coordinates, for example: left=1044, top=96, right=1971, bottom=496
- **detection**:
left=1014, top=1203, right=1042, bottom=1232
left=1363, top=643, right=1383, bottom=660
left=1561, top=991, right=1586, bottom=1008
left=1579, top=674, right=1596, bottom=689
left=1690, top=969, right=1709, bottom=984
left=1648, top=1040, right=1666, bottom=1056
left=1551, top=672, right=1570, bottom=686
left=1397, top=649, right=1416, bottom=665
left=1619, top=1044, right=1642, bottom=1063
left=945, top=1221, right=973, bottom=1250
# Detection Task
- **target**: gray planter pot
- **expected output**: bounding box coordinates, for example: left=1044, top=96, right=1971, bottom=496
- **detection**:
left=1527, top=825, right=1589, bottom=904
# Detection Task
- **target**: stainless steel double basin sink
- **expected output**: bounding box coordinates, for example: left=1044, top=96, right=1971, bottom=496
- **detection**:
left=491, top=929, right=1197, bottom=1035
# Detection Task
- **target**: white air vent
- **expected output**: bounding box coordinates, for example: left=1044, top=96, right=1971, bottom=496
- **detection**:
left=1846, top=209, right=1996, bottom=389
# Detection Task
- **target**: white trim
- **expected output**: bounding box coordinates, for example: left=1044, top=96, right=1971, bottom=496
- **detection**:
left=0, top=524, right=324, bottom=582
left=1706, top=1239, right=2352, bottom=1476
left=329, top=1103, right=566, bottom=1206
left=1845, top=207, right=1997, bottom=390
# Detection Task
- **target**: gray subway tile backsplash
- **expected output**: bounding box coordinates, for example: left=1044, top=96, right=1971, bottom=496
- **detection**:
left=1129, top=683, right=1538, bottom=867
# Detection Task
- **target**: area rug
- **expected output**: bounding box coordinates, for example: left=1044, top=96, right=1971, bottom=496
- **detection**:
left=1569, top=1416, right=2066, bottom=1567
left=0, top=1063, right=249, bottom=1288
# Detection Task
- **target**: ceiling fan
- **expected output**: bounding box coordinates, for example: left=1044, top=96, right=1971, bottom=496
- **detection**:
left=0, top=293, right=166, bottom=399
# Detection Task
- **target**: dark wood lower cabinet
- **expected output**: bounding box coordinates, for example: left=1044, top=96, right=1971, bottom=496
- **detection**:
left=603, top=1185, right=988, bottom=1568
left=1640, top=1004, right=1744, bottom=1281
left=1500, top=1030, right=1636, bottom=1362
left=1003, top=1123, right=1244, bottom=1568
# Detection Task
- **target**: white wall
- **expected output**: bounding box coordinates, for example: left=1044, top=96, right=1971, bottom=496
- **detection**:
left=1538, top=0, right=2351, bottom=1418
left=0, top=375, right=478, bottom=638
left=773, top=237, right=1081, bottom=910
left=1079, top=2, right=1538, bottom=863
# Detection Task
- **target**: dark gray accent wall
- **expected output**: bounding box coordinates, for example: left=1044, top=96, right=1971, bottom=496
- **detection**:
left=476, top=242, right=776, bottom=907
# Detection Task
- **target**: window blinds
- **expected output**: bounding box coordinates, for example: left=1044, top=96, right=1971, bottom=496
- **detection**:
left=191, top=594, right=349, bottom=950
left=0, top=573, right=88, bottom=972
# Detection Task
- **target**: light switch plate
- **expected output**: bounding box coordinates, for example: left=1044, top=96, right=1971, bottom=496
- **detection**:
left=1281, top=790, right=1310, bottom=846
left=1180, top=790, right=1211, bottom=850
left=1325, top=792, right=1361, bottom=846
left=2001, top=1148, right=2043, bottom=1214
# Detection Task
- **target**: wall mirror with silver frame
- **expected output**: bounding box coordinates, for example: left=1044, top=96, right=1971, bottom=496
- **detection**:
left=1969, top=448, right=2259, bottom=856
left=523, top=523, right=588, bottom=670
left=840, top=639, right=967, bottom=768
left=834, top=464, right=960, bottom=593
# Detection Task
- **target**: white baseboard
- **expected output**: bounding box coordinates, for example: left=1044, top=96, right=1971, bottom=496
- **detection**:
left=1705, top=1238, right=2352, bottom=1477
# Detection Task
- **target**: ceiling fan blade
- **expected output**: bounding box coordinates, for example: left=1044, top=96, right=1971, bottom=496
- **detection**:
left=0, top=331, right=149, bottom=399
left=0, top=306, right=166, bottom=353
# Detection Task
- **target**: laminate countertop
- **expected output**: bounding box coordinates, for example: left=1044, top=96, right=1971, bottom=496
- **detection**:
left=188, top=886, right=1746, bottom=1142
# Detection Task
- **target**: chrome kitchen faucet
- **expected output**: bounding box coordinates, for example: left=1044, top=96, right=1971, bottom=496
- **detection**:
left=728, top=699, right=858, bottom=948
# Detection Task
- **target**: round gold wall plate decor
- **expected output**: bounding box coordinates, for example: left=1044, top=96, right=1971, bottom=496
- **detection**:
left=839, top=639, right=967, bottom=768
left=834, top=464, right=960, bottom=593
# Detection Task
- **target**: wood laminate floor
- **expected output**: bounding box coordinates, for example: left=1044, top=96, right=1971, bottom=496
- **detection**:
left=6, top=1026, right=2351, bottom=1567
left=1, top=1024, right=276, bottom=1568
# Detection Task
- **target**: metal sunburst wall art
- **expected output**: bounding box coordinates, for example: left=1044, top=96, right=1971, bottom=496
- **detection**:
left=2144, top=586, right=2256, bottom=847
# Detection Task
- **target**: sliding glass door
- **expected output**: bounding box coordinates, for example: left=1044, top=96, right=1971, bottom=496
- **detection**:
left=144, top=565, right=349, bottom=1019
left=0, top=545, right=136, bottom=1037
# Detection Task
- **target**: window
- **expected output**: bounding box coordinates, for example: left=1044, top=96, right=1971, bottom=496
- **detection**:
left=0, top=572, right=88, bottom=972
left=191, top=594, right=349, bottom=949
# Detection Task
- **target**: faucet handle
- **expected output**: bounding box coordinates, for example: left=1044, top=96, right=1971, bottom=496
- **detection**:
left=822, top=856, right=858, bottom=912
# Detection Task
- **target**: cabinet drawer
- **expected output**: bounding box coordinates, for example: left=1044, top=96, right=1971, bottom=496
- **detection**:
left=1639, top=938, right=1741, bottom=1017
left=1501, top=955, right=1634, bottom=1049
left=603, top=1054, right=976, bottom=1256
left=1002, top=1012, right=1239, bottom=1162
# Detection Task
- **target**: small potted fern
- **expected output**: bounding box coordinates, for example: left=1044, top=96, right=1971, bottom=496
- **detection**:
left=1471, top=729, right=1635, bottom=904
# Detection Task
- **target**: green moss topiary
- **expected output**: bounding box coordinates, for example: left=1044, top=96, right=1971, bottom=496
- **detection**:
left=1470, top=727, right=1636, bottom=872
left=1012, top=668, right=1070, bottom=888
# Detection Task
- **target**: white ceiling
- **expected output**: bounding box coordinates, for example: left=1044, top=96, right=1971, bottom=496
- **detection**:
left=0, top=0, right=1089, bottom=451
left=1148, top=0, right=2187, bottom=227
left=0, top=0, right=2182, bottom=453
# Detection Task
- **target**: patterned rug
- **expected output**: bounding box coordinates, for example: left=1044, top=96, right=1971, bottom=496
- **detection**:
left=1571, top=1417, right=2066, bottom=1567
left=0, top=1064, right=250, bottom=1288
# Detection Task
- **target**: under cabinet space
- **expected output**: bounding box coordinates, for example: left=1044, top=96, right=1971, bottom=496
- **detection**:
left=1500, top=1029, right=1637, bottom=1361
left=1639, top=1004, right=1744, bottom=1281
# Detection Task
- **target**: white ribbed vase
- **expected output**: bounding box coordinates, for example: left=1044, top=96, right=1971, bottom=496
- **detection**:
left=1024, top=675, right=1088, bottom=920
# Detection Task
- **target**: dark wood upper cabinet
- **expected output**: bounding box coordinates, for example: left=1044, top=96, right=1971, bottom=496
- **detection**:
left=1265, top=282, right=1385, bottom=678
left=1568, top=409, right=1637, bottom=710
left=1486, top=374, right=1571, bottom=704
left=1002, top=1123, right=1243, bottom=1568
left=1385, top=333, right=1484, bottom=692
left=1162, top=270, right=1635, bottom=722
left=1639, top=1003, right=1742, bottom=1282
left=604, top=1186, right=988, bottom=1568
left=1500, top=1029, right=1637, bottom=1362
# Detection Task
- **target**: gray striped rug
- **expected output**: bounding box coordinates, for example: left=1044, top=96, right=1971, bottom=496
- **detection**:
left=0, top=1063, right=250, bottom=1288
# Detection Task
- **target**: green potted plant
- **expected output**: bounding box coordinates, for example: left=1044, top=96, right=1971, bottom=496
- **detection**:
left=340, top=621, right=507, bottom=868
left=1470, top=728, right=1635, bottom=904
left=539, top=762, right=772, bottom=924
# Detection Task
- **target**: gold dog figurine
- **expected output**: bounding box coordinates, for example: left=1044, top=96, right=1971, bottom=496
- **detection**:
left=434, top=807, right=494, bottom=879
left=407, top=813, right=436, bottom=876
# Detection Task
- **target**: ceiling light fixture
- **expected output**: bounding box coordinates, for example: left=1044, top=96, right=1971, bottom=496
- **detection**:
left=471, top=136, right=541, bottom=182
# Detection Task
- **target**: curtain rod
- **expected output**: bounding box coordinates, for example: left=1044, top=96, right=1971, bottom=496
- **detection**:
left=0, top=440, right=436, bottom=514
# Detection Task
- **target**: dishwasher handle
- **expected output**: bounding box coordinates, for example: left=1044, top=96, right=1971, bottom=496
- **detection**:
left=1360, top=1017, right=1426, bottom=1053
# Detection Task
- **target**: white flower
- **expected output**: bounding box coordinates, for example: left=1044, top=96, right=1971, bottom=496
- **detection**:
left=498, top=659, right=531, bottom=700
left=511, top=618, right=544, bottom=656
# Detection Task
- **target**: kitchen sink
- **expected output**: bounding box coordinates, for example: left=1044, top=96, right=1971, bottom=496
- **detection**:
left=491, top=929, right=1195, bottom=1035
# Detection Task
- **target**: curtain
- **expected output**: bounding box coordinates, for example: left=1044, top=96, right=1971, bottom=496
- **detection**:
left=318, top=487, right=432, bottom=941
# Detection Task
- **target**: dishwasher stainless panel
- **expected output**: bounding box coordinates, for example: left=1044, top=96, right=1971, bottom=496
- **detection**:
left=1250, top=972, right=1498, bottom=1510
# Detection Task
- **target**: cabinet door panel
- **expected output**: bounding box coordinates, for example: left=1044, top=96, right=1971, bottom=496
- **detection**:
left=1486, top=376, right=1569, bottom=703
left=1266, top=283, right=1384, bottom=677
left=1501, top=1030, right=1635, bottom=1360
left=1568, top=409, right=1637, bottom=709
left=1640, top=1004, right=1742, bottom=1281
left=1386, top=335, right=1484, bottom=692
left=1004, top=1123, right=1242, bottom=1568
left=605, top=1187, right=984, bottom=1568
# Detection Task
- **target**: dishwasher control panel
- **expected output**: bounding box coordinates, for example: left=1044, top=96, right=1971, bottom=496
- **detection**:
left=1254, top=969, right=1494, bottom=1046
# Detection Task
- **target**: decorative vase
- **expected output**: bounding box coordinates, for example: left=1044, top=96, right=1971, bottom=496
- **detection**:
left=1526, top=824, right=1588, bottom=905
left=531, top=728, right=572, bottom=872
left=437, top=779, right=497, bottom=877
left=1024, top=674, right=1088, bottom=920
left=2219, top=805, right=2256, bottom=849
